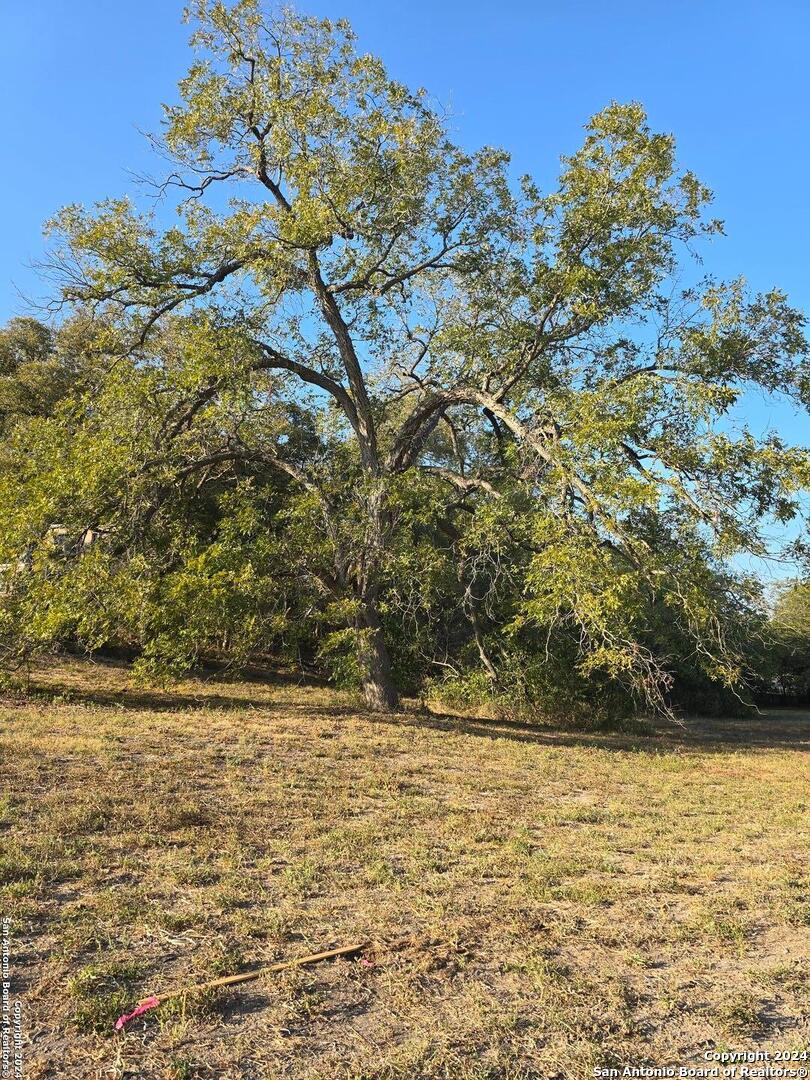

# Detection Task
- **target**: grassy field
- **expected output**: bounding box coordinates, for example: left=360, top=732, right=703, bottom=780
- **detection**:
left=2, top=658, right=808, bottom=1079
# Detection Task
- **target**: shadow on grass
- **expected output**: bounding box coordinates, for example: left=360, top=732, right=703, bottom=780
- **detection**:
left=16, top=656, right=810, bottom=753
left=18, top=656, right=347, bottom=718
left=384, top=706, right=810, bottom=754
left=26, top=683, right=352, bottom=716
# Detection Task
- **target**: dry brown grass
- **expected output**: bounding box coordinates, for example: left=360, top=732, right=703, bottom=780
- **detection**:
left=2, top=657, right=808, bottom=1079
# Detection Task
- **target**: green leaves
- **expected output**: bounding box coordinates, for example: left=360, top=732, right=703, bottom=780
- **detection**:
left=2, top=4, right=808, bottom=716
left=527, top=102, right=717, bottom=326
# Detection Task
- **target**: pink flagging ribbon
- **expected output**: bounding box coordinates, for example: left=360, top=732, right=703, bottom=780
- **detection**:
left=114, top=995, right=160, bottom=1031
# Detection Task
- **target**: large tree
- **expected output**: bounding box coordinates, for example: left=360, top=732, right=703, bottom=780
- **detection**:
left=4, top=0, right=808, bottom=711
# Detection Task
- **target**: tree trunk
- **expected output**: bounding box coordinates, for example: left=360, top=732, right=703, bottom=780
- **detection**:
left=356, top=598, right=399, bottom=712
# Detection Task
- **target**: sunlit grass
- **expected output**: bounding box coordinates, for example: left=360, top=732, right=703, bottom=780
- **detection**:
left=2, top=657, right=808, bottom=1078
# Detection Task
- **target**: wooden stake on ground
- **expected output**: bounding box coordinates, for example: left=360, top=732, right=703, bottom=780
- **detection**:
left=114, top=941, right=370, bottom=1030
left=158, top=941, right=369, bottom=1001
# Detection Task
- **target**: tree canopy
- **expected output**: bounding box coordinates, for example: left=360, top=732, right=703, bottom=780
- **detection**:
left=1, top=0, right=808, bottom=716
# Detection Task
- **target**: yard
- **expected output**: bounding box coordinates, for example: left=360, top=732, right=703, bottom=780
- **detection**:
left=2, top=659, right=808, bottom=1078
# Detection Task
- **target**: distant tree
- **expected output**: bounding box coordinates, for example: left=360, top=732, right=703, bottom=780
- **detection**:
left=2, top=1, right=808, bottom=712
left=0, top=317, right=83, bottom=432
left=767, top=580, right=810, bottom=699
left=773, top=580, right=810, bottom=638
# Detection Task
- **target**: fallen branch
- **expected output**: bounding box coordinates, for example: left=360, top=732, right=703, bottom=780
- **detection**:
left=114, top=940, right=369, bottom=1031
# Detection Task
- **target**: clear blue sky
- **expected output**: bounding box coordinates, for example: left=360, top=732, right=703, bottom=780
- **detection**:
left=2, top=0, right=808, bottom=465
